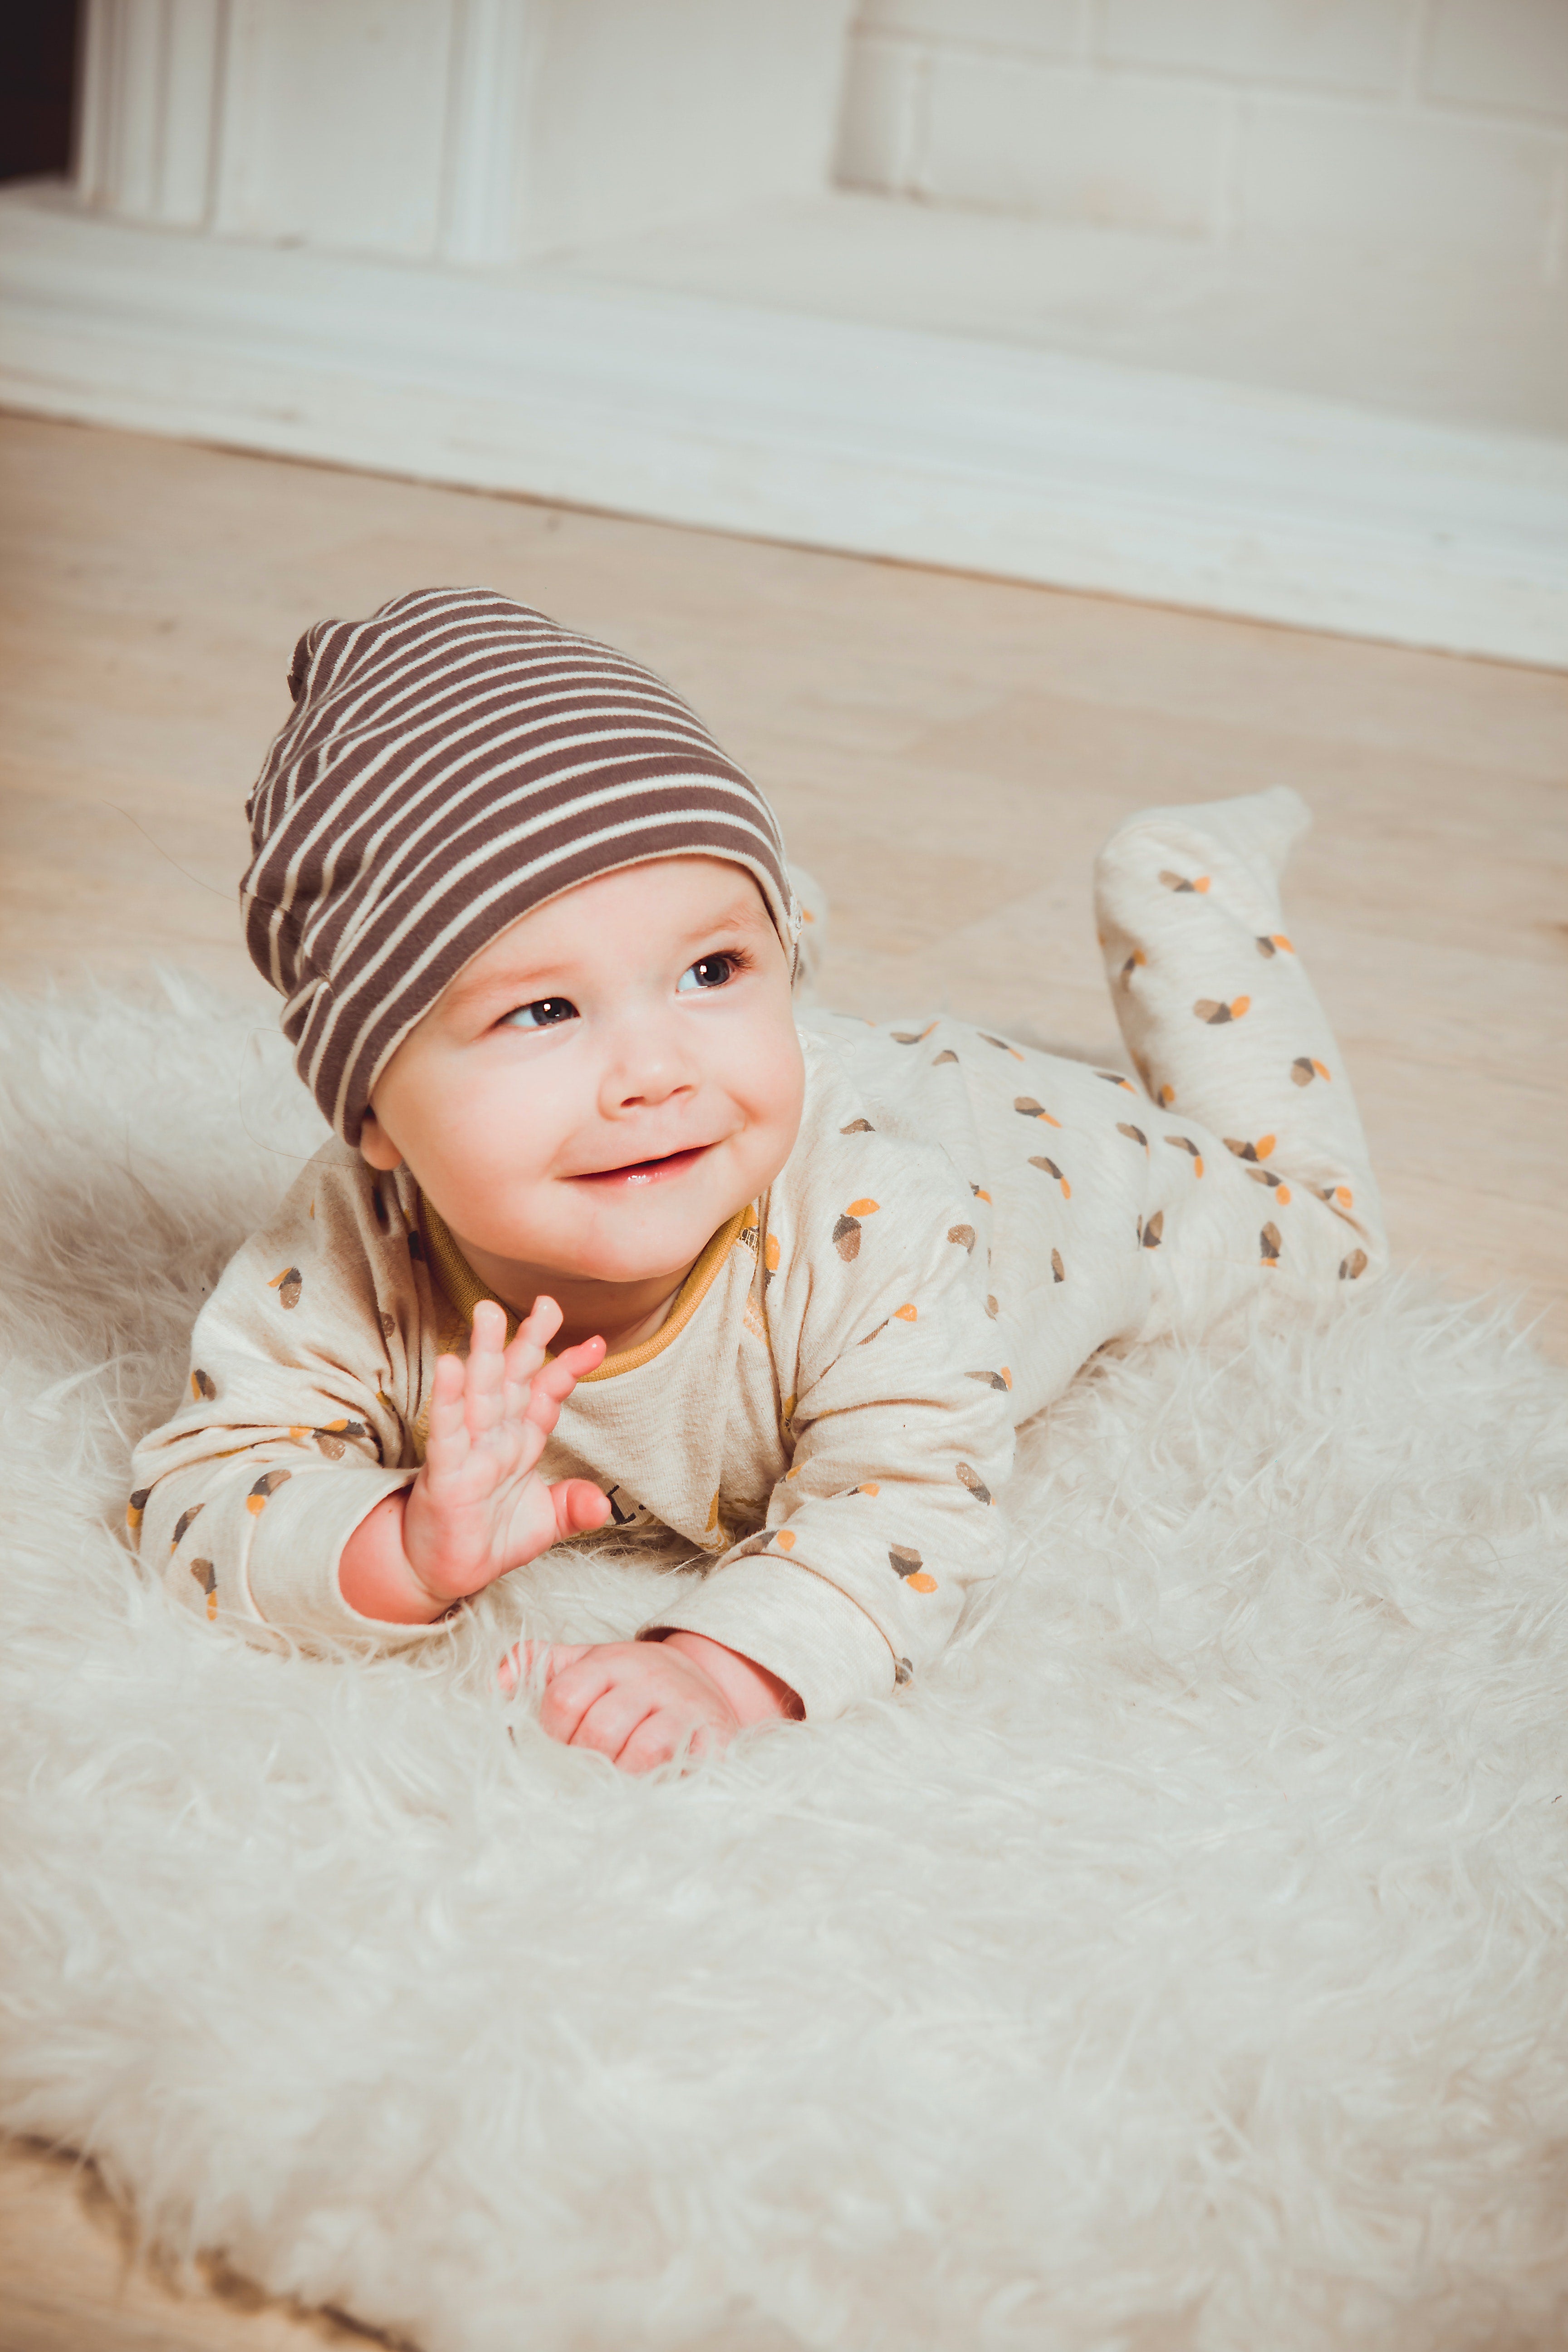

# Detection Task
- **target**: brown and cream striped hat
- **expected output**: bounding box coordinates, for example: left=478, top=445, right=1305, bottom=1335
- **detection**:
left=242, top=587, right=799, bottom=1144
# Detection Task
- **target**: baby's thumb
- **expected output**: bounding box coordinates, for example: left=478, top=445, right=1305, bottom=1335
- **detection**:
left=498, top=1639, right=593, bottom=1695
left=552, top=1478, right=613, bottom=1539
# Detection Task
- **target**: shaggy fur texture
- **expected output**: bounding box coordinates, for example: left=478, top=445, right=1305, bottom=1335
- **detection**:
left=2, top=977, right=1566, bottom=2352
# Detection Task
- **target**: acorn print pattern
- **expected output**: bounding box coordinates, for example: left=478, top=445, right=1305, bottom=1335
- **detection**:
left=1255, top=934, right=1294, bottom=957
left=172, top=1504, right=204, bottom=1550
left=1141, top=1211, right=1164, bottom=1250
left=1029, top=1155, right=1070, bottom=1197
left=190, top=1558, right=218, bottom=1620
left=1291, top=1056, right=1332, bottom=1086
left=1260, top=1223, right=1282, bottom=1266
left=966, top=1368, right=1013, bottom=1392
left=191, top=1369, right=216, bottom=1402
left=985, top=1293, right=1000, bottom=1317
left=1165, top=1134, right=1205, bottom=1176
left=933, top=1049, right=959, bottom=1067
left=1095, top=1071, right=1137, bottom=1094
left=947, top=1223, right=976, bottom=1252
left=269, top=1265, right=303, bottom=1310
left=892, top=1024, right=937, bottom=1045
left=127, top=1487, right=150, bottom=1535
left=1194, top=996, right=1250, bottom=1025
left=1159, top=870, right=1210, bottom=894
left=247, top=1468, right=292, bottom=1514
left=956, top=1463, right=993, bottom=1504
left=894, top=1658, right=914, bottom=1687
left=1051, top=1250, right=1065, bottom=1283
left=1014, top=1096, right=1062, bottom=1127
left=889, top=1545, right=938, bottom=1593
left=1117, top=1122, right=1149, bottom=1154
left=841, top=1117, right=875, bottom=1134
left=982, top=1034, right=1024, bottom=1060
left=833, top=1198, right=880, bottom=1261
left=1339, top=1249, right=1369, bottom=1280
left=1120, top=950, right=1147, bottom=985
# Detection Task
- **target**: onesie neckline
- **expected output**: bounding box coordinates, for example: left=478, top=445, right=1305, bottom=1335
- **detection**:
left=416, top=1190, right=750, bottom=1384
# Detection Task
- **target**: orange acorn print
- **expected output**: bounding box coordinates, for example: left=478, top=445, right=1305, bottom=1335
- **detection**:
left=1159, top=871, right=1210, bottom=893
left=191, top=1369, right=216, bottom=1402
left=1255, top=934, right=1294, bottom=957
left=1141, top=1210, right=1164, bottom=1250
left=1194, top=997, right=1250, bottom=1025
left=1291, top=1056, right=1332, bottom=1087
left=841, top=1117, right=875, bottom=1134
left=892, top=1024, right=937, bottom=1045
left=1095, top=1071, right=1137, bottom=1093
left=833, top=1199, right=879, bottom=1260
left=1246, top=1169, right=1291, bottom=1202
left=933, top=1049, right=959, bottom=1067
left=1339, top=1248, right=1369, bottom=1280
left=189, top=1558, right=217, bottom=1620
left=947, top=1223, right=976, bottom=1252
left=1029, top=1156, right=1070, bottom=1197
left=1158, top=1083, right=1176, bottom=1107
left=1051, top=1249, right=1065, bottom=1283
left=246, top=1468, right=292, bottom=1514
left=1165, top=1135, right=1204, bottom=1176
left=781, top=1393, right=797, bottom=1423
left=126, top=1487, right=150, bottom=1535
left=890, top=1546, right=938, bottom=1594
left=970, top=1184, right=991, bottom=1202
left=956, top=1463, right=993, bottom=1504
left=851, top=1481, right=880, bottom=1498
left=1117, top=1122, right=1149, bottom=1154
left=1260, top=1223, right=1282, bottom=1266
left=1014, top=1096, right=1062, bottom=1127
left=1225, top=1134, right=1275, bottom=1165
left=172, top=1504, right=204, bottom=1549
left=1319, top=1182, right=1354, bottom=1210
left=764, top=1232, right=780, bottom=1282
left=893, top=1303, right=917, bottom=1322
left=775, top=1529, right=796, bottom=1552
left=1120, top=951, right=1147, bottom=985
left=269, top=1265, right=303, bottom=1309
left=982, top=1034, right=1025, bottom=1060
left=967, top=1367, right=1013, bottom=1392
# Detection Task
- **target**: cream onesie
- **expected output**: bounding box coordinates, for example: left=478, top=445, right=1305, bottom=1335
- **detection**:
left=129, top=789, right=1384, bottom=1720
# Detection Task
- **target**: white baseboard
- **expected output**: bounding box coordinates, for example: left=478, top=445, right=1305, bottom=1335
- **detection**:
left=3, top=185, right=1564, bottom=668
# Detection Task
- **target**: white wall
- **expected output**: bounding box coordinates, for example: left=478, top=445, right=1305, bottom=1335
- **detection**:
left=837, top=0, right=1568, bottom=274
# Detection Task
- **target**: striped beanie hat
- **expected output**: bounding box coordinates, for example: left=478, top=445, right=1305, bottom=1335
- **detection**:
left=242, top=587, right=799, bottom=1144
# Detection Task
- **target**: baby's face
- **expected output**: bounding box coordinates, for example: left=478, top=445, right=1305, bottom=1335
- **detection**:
left=359, top=857, right=804, bottom=1294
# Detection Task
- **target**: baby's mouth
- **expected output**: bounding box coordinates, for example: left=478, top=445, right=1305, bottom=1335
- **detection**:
left=572, top=1143, right=713, bottom=1189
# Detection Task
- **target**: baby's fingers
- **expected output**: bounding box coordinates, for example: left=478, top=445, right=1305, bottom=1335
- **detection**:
left=422, top=1352, right=472, bottom=1472
left=524, top=1335, right=608, bottom=1425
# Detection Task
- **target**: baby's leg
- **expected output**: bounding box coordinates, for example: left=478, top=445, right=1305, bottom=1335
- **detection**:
left=1094, top=785, right=1386, bottom=1289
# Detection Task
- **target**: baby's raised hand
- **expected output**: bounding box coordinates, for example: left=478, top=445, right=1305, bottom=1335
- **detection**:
left=338, top=1298, right=609, bottom=1623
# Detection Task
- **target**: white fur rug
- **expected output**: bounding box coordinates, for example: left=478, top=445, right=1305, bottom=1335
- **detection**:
left=2, top=976, right=1567, bottom=2352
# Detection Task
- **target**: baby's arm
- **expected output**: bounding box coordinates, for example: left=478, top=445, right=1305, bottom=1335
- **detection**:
left=340, top=1297, right=610, bottom=1619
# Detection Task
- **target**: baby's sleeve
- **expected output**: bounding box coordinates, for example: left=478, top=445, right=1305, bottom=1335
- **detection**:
left=127, top=1146, right=446, bottom=1651
left=644, top=1143, right=1017, bottom=1720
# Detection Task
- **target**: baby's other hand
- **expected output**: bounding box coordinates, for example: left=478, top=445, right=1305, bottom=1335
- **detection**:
left=505, top=1632, right=801, bottom=1774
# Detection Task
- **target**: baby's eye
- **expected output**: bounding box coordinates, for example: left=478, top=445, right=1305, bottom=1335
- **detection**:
left=677, top=954, right=739, bottom=994
left=502, top=997, right=578, bottom=1030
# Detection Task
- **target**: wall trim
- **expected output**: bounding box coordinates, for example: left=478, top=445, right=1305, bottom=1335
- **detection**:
left=2, top=185, right=1563, bottom=668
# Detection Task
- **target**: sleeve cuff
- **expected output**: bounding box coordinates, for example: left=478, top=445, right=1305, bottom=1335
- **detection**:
left=641, top=1558, right=895, bottom=1721
left=243, top=1464, right=454, bottom=1651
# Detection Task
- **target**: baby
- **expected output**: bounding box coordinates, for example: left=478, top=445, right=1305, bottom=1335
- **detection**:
left=130, top=587, right=1386, bottom=1771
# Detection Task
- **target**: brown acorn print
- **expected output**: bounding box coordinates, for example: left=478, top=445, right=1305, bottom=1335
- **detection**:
left=1029, top=1155, right=1071, bottom=1197
left=380, top=1311, right=397, bottom=1340
left=850, top=1480, right=881, bottom=1497
left=126, top=1487, right=151, bottom=1534
left=1194, top=997, right=1250, bottom=1025
left=1260, top=1223, right=1282, bottom=1267
left=1120, top=950, right=1147, bottom=985
left=1290, top=1056, right=1332, bottom=1087
left=1095, top=1070, right=1137, bottom=1094
left=1142, top=1210, right=1164, bottom=1250
left=269, top=1265, right=303, bottom=1310
left=1245, top=1168, right=1291, bottom=1203
left=1225, top=1133, right=1275, bottom=1165
left=841, top=1117, right=875, bottom=1134
left=246, top=1467, right=293, bottom=1515
left=1157, top=1083, right=1176, bottom=1107
left=190, top=1558, right=218, bottom=1621
left=1159, top=870, right=1210, bottom=893
left=833, top=1198, right=879, bottom=1260
left=947, top=1223, right=976, bottom=1252
left=1255, top=933, right=1295, bottom=958
left=1318, top=1181, right=1355, bottom=1210
left=1051, top=1249, right=1065, bottom=1283
left=956, top=1462, right=993, bottom=1504
left=932, top=1049, right=959, bottom=1067
left=1117, top=1122, right=1149, bottom=1154
left=889, top=1545, right=938, bottom=1594
left=982, top=1034, right=1024, bottom=1060
left=191, top=1368, right=216, bottom=1403
left=892, top=1024, right=937, bottom=1044
left=1165, top=1134, right=1205, bottom=1176
left=764, top=1233, right=780, bottom=1284
left=171, top=1504, right=205, bottom=1550
left=1014, top=1096, right=1062, bottom=1127
left=1339, top=1248, right=1369, bottom=1280
left=894, top=1658, right=914, bottom=1687
left=970, top=1183, right=991, bottom=1203
left=966, top=1367, right=1013, bottom=1392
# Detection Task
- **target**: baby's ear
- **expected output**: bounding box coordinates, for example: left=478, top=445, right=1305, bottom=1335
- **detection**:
left=358, top=1111, right=404, bottom=1173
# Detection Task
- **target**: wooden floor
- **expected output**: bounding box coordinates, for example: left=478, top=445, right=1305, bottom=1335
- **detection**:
left=0, top=412, right=1564, bottom=2348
